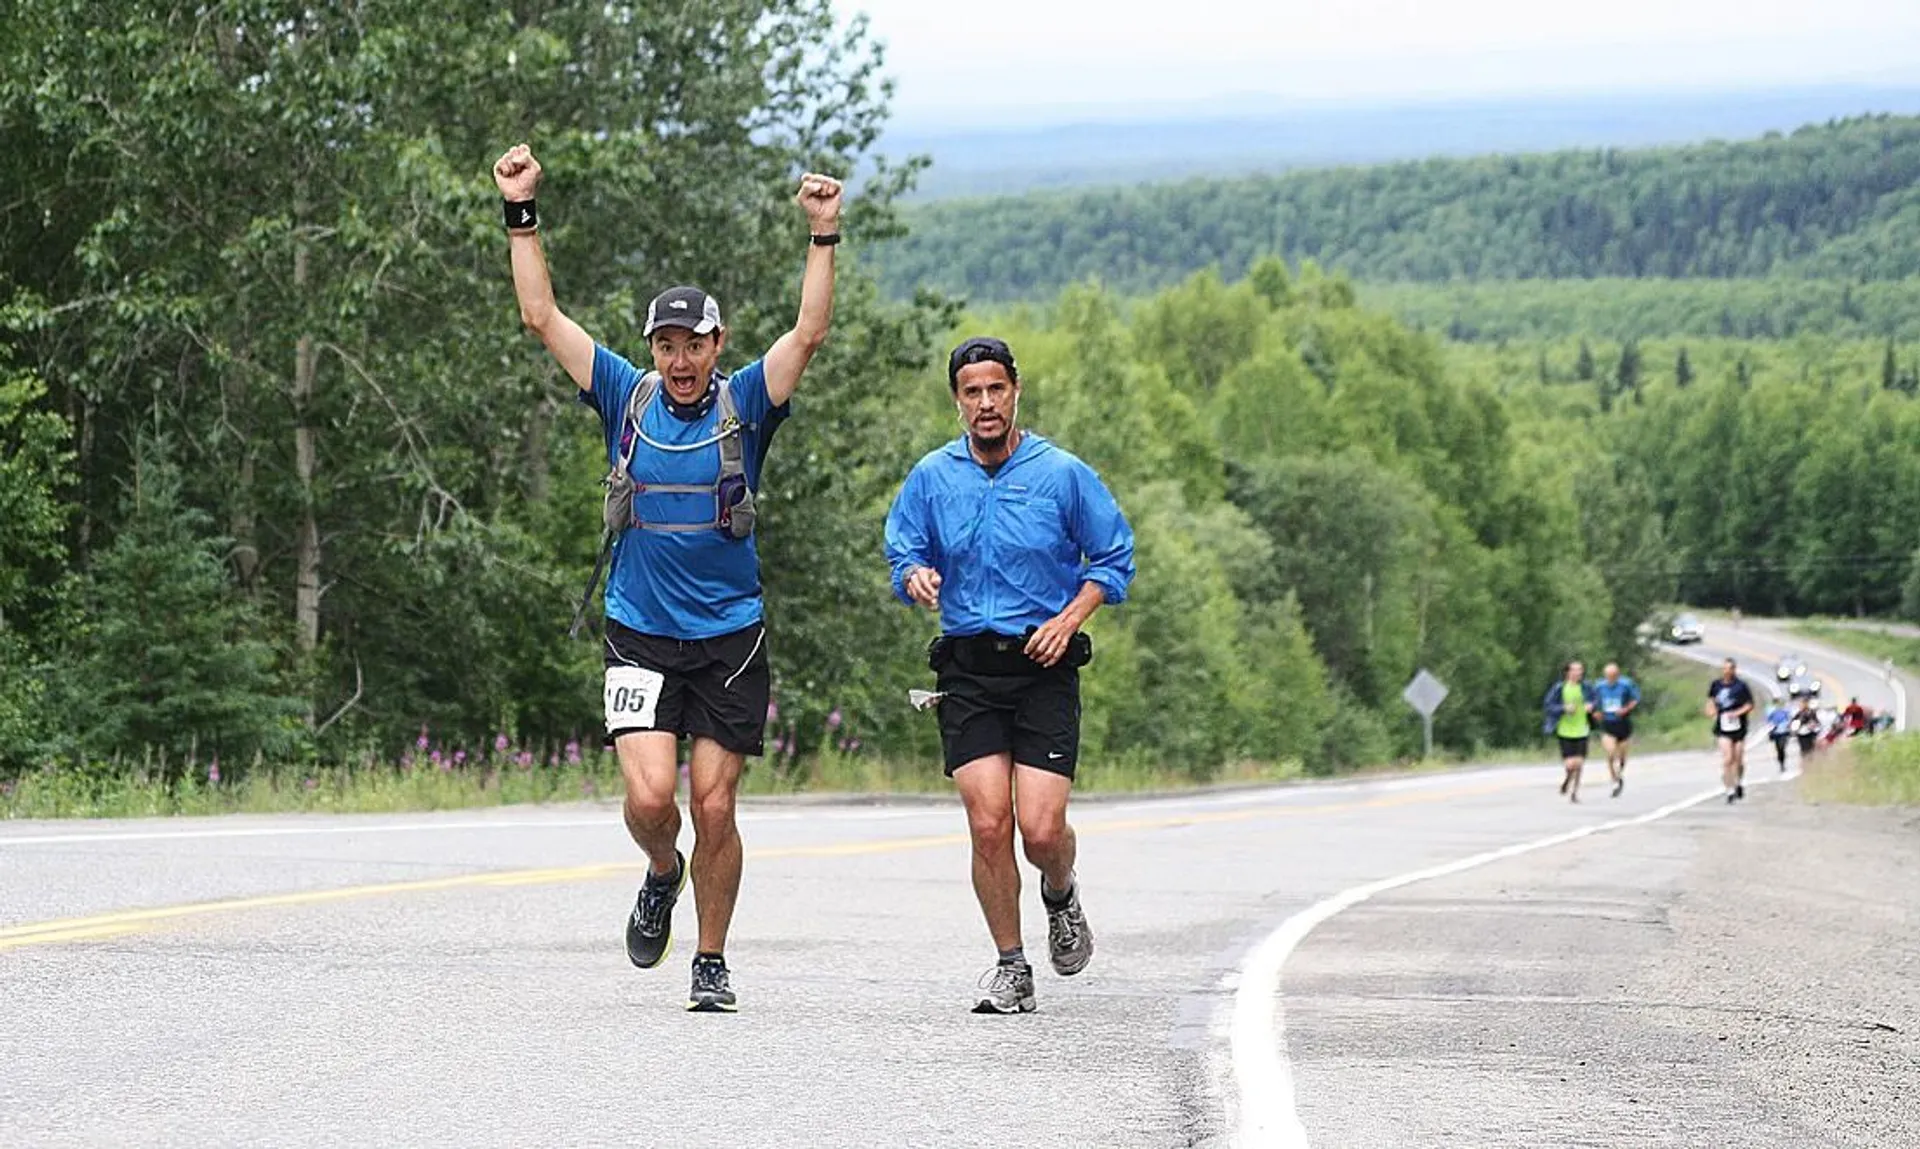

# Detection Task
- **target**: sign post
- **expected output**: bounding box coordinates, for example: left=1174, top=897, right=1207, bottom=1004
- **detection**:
left=1401, top=669, right=1450, bottom=759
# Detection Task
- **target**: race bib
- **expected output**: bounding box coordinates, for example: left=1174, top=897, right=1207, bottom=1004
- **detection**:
left=1605, top=705, right=1621, bottom=716
left=1719, top=711, right=1743, bottom=733
left=605, top=665, right=666, bottom=732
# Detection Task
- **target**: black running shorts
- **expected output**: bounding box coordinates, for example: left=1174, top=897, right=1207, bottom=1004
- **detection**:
left=1557, top=736, right=1589, bottom=760
left=1600, top=715, right=1633, bottom=741
left=602, top=618, right=770, bottom=755
left=1712, top=718, right=1747, bottom=743
left=933, top=635, right=1081, bottom=780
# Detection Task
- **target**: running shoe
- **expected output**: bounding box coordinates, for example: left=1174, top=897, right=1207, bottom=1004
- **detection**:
left=688, top=953, right=737, bottom=1013
left=1559, top=773, right=1572, bottom=795
left=972, top=961, right=1037, bottom=1014
left=1045, top=882, right=1095, bottom=977
left=1735, top=784, right=1746, bottom=801
left=1611, top=777, right=1625, bottom=799
left=1725, top=789, right=1738, bottom=804
left=625, top=849, right=686, bottom=970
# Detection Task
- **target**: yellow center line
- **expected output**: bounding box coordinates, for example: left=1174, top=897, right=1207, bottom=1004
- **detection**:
left=0, top=773, right=1600, bottom=953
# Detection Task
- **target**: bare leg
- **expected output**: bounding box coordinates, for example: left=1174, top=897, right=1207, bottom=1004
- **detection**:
left=1602, top=734, right=1622, bottom=783
left=1012, top=765, right=1076, bottom=892
left=686, top=736, right=745, bottom=955
left=953, top=755, right=1021, bottom=952
left=617, top=731, right=681, bottom=876
left=1563, top=754, right=1582, bottom=801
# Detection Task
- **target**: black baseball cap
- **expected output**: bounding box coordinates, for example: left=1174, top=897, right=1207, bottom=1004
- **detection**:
left=644, top=285, right=723, bottom=337
left=947, top=336, right=1018, bottom=390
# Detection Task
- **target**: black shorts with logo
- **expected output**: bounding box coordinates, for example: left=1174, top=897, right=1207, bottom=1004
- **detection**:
left=931, top=632, right=1085, bottom=780
left=603, top=618, right=770, bottom=755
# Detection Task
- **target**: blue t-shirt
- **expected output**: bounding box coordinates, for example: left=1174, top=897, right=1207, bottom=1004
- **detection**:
left=581, top=345, right=788, bottom=640
left=1591, top=676, right=1640, bottom=717
left=1766, top=705, right=1792, bottom=735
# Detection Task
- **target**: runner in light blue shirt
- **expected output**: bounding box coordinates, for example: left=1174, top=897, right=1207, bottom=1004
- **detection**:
left=1592, top=662, right=1641, bottom=798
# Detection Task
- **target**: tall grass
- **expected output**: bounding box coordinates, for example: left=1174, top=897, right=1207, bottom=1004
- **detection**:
left=1801, top=734, right=1920, bottom=806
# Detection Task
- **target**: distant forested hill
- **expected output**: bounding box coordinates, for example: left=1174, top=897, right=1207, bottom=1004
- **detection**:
left=875, top=115, right=1920, bottom=301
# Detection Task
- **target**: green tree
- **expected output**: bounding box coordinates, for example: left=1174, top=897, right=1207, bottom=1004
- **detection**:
left=0, top=366, right=71, bottom=771
left=1617, top=338, right=1643, bottom=405
left=1575, top=340, right=1596, bottom=381
left=66, top=436, right=305, bottom=777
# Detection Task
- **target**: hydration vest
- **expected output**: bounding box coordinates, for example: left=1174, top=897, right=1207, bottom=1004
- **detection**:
left=568, top=370, right=757, bottom=638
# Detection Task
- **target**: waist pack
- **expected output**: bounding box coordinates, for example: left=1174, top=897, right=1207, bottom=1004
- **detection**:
left=928, top=629, right=1093, bottom=675
left=569, top=370, right=756, bottom=638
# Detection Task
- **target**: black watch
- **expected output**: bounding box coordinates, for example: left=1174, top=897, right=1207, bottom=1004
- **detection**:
left=809, top=232, right=841, bottom=246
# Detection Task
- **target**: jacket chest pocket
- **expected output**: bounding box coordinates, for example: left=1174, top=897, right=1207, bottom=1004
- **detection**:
left=990, top=491, right=1066, bottom=560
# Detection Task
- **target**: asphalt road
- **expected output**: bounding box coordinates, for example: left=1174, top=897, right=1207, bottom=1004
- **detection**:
left=1, top=621, right=1908, bottom=1147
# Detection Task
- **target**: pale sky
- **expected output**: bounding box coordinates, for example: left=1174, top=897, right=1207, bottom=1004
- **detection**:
left=845, top=0, right=1920, bottom=126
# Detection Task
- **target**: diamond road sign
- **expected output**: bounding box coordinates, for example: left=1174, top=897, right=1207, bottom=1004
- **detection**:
left=1401, top=669, right=1449, bottom=717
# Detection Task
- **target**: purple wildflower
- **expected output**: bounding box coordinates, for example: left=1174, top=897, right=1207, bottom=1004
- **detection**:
left=208, top=758, right=221, bottom=785
left=517, top=750, right=533, bottom=769
left=429, top=750, right=443, bottom=768
left=454, top=749, right=467, bottom=766
left=494, top=733, right=511, bottom=752
left=416, top=725, right=430, bottom=751
left=565, top=740, right=581, bottom=765
left=827, top=708, right=843, bottom=730
left=767, top=699, right=780, bottom=723
left=848, top=738, right=861, bottom=752
left=303, top=778, right=317, bottom=791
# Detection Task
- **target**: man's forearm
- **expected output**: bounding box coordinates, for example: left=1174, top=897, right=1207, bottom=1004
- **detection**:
left=509, top=231, right=558, bottom=332
left=1061, top=582, right=1106, bottom=629
left=793, top=239, right=835, bottom=349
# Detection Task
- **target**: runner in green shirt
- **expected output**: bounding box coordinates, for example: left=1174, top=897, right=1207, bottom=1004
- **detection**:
left=1542, top=661, right=1598, bottom=803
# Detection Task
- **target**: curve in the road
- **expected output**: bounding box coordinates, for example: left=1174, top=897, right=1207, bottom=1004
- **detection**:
left=1231, top=653, right=1800, bottom=1148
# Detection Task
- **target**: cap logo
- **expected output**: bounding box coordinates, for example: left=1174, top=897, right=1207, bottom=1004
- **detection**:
left=671, top=300, right=688, bottom=310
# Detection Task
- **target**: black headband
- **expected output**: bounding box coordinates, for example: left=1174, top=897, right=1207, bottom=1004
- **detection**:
left=947, top=336, right=1018, bottom=388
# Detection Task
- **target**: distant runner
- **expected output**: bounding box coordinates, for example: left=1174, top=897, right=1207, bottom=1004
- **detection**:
left=1542, top=661, right=1597, bottom=803
left=1764, top=696, right=1792, bottom=773
left=1591, top=662, right=1641, bottom=798
left=1790, top=697, right=1822, bottom=759
left=1706, top=659, right=1755, bottom=803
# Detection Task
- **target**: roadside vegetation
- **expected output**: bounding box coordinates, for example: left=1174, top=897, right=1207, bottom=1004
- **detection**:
left=1802, top=735, right=1920, bottom=806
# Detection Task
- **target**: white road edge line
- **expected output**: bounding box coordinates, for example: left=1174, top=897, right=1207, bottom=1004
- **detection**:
left=1231, top=693, right=1797, bottom=1149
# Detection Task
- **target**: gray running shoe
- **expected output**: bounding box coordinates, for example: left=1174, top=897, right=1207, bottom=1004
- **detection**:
left=687, top=954, right=737, bottom=1013
left=972, top=962, right=1036, bottom=1014
left=1045, top=883, right=1094, bottom=976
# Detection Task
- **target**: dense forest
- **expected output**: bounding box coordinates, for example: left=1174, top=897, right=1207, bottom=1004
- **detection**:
left=876, top=116, right=1920, bottom=301
left=3, top=5, right=1917, bottom=790
left=1362, top=278, right=1920, bottom=343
